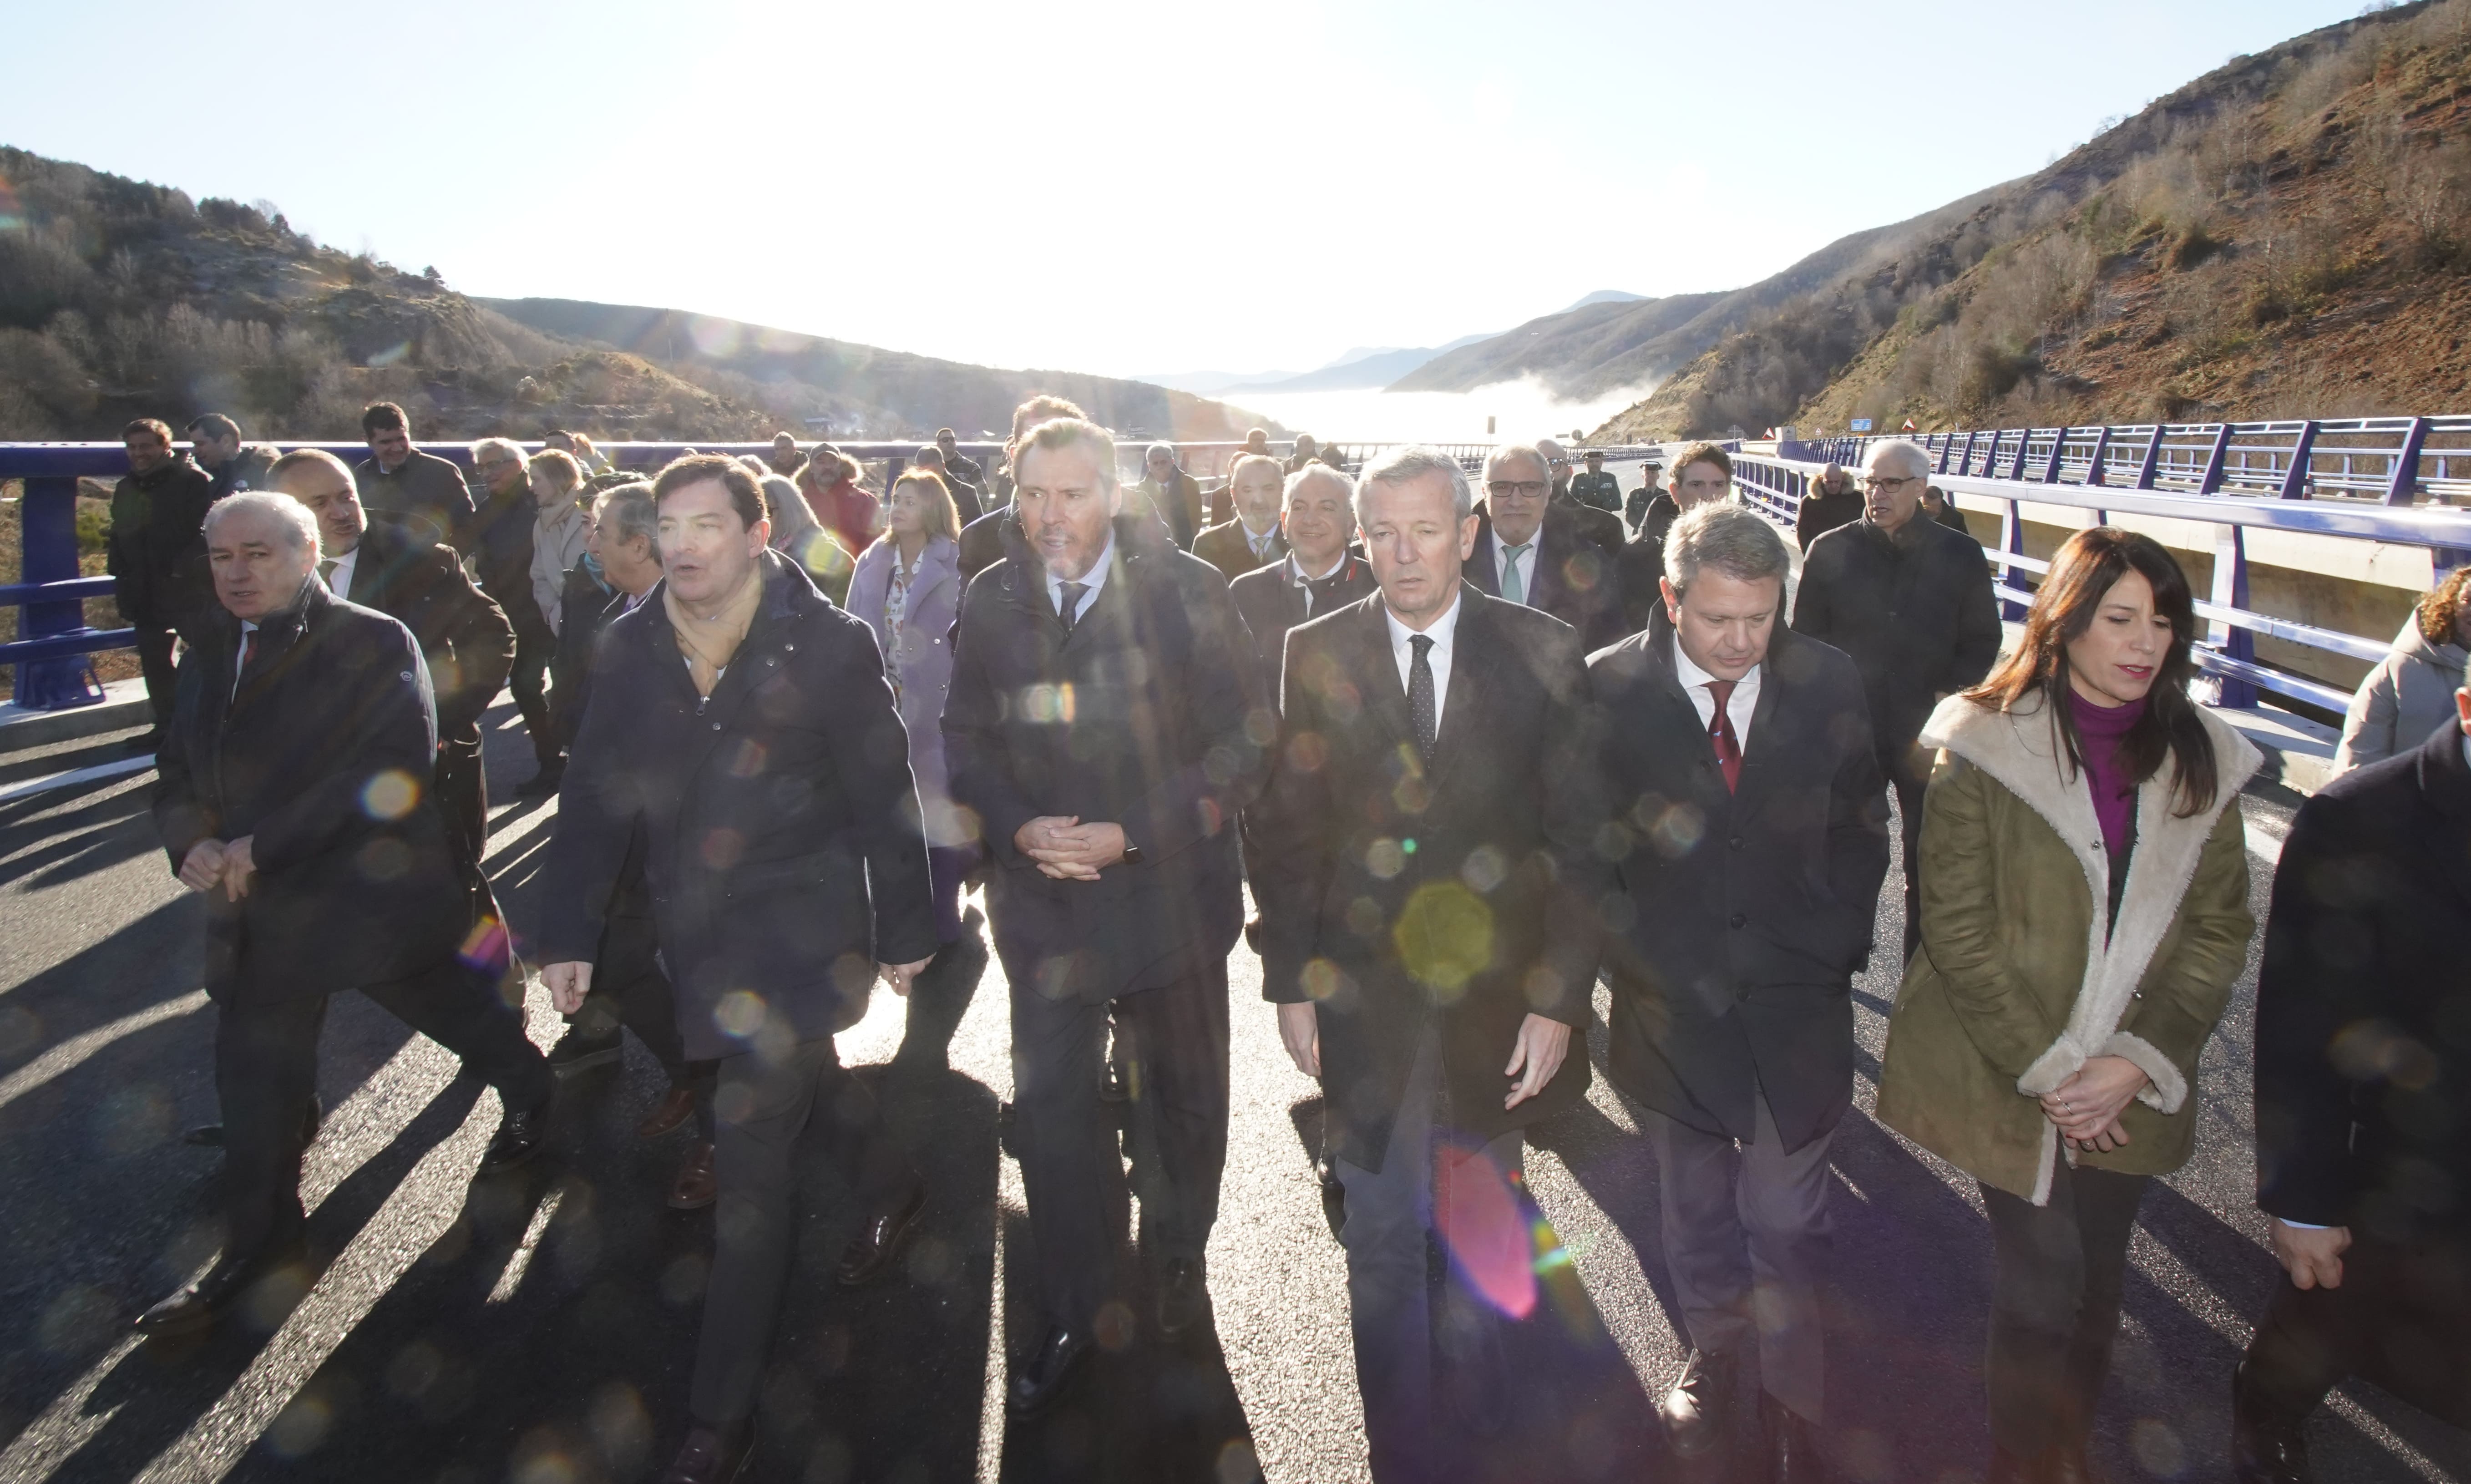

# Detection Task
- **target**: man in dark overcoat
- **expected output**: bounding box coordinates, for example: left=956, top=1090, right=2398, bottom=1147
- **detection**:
left=538, top=455, right=939, bottom=1484
left=1463, top=443, right=1625, bottom=650
left=1791, top=437, right=2000, bottom=955
left=1227, top=463, right=1376, bottom=679
left=109, top=417, right=221, bottom=743
left=1590, top=501, right=1889, bottom=1479
left=1247, top=446, right=1610, bottom=1482
left=2234, top=689, right=2471, bottom=1480
left=138, top=494, right=551, bottom=1339
left=943, top=416, right=1271, bottom=1412
left=268, top=450, right=514, bottom=873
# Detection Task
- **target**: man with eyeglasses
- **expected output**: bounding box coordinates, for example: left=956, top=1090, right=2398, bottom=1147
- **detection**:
left=1790, top=439, right=2000, bottom=956
left=1464, top=443, right=1622, bottom=650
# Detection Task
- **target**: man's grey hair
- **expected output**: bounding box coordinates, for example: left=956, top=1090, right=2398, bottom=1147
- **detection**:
left=593, top=481, right=659, bottom=557
left=204, top=490, right=320, bottom=556
left=472, top=436, right=526, bottom=468
left=1862, top=439, right=1931, bottom=480
left=1664, top=501, right=1788, bottom=593
left=913, top=444, right=947, bottom=465
left=1484, top=443, right=1551, bottom=483
left=1285, top=462, right=1356, bottom=512
left=1018, top=417, right=1122, bottom=493
left=1355, top=446, right=1473, bottom=526
left=1145, top=442, right=1177, bottom=463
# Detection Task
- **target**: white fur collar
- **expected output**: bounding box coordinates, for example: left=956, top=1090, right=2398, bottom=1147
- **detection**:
left=1919, top=689, right=2260, bottom=1203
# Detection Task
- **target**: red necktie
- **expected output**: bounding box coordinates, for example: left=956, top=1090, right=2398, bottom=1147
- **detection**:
left=1706, top=679, right=1741, bottom=793
left=239, top=631, right=257, bottom=675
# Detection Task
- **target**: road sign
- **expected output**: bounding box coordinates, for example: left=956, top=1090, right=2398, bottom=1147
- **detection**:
left=1849, top=418, right=1874, bottom=432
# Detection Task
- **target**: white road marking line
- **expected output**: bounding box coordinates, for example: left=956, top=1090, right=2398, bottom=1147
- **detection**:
left=0, top=755, right=154, bottom=805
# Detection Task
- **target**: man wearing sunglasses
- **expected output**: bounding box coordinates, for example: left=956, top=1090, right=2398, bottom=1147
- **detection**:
left=1790, top=440, right=2000, bottom=956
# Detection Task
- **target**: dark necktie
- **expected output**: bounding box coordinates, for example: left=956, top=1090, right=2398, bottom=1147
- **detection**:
left=1057, top=581, right=1089, bottom=637
left=1408, top=633, right=1437, bottom=762
left=1706, top=679, right=1742, bottom=793
left=318, top=557, right=339, bottom=593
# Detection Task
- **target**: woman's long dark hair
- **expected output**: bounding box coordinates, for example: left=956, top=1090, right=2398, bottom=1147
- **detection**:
left=1965, top=527, right=2219, bottom=816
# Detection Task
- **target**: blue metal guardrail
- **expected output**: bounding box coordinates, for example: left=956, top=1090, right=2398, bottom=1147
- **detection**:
left=0, top=435, right=1473, bottom=709
left=1720, top=430, right=2471, bottom=714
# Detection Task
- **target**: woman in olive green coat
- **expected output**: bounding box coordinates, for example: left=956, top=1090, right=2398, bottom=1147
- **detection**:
left=1877, top=528, right=2259, bottom=1483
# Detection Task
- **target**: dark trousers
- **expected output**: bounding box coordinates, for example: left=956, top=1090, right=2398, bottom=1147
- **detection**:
left=690, top=1038, right=915, bottom=1426
left=508, top=608, right=557, bottom=765
left=894, top=845, right=986, bottom=1072
left=1009, top=962, right=1231, bottom=1329
left=1887, top=739, right=1928, bottom=959
left=435, top=732, right=489, bottom=873
left=215, top=958, right=552, bottom=1260
left=569, top=909, right=716, bottom=1139
left=2242, top=1229, right=2471, bottom=1429
left=1643, top=1091, right=1834, bottom=1424
left=1335, top=1028, right=1520, bottom=1484
left=136, top=621, right=181, bottom=728
left=1980, top=1163, right=2150, bottom=1456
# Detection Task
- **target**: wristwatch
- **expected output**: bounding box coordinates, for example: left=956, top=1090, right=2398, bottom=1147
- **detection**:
left=1121, top=842, right=1144, bottom=866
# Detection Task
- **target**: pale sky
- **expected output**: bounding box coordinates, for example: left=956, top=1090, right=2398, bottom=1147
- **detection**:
left=6, top=0, right=2361, bottom=381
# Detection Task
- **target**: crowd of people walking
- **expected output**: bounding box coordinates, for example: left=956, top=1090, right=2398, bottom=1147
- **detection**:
left=89, top=398, right=2469, bottom=1484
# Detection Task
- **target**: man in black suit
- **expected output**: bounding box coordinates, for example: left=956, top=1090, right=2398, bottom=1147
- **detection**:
left=1792, top=438, right=2000, bottom=957
left=1617, top=442, right=1732, bottom=638
left=268, top=451, right=514, bottom=872
left=943, top=416, right=1271, bottom=1412
left=913, top=443, right=985, bottom=525
left=138, top=494, right=552, bottom=1339
left=2233, top=690, right=2471, bottom=1481
left=1590, top=501, right=1890, bottom=1480
left=1191, top=452, right=1291, bottom=581
left=1228, top=463, right=1376, bottom=678
left=354, top=400, right=476, bottom=553
left=1464, top=442, right=1624, bottom=650
left=1248, top=446, right=1610, bottom=1482
left=539, top=456, right=939, bottom=1484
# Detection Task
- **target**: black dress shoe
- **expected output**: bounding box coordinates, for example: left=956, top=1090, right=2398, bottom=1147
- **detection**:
left=835, top=1183, right=926, bottom=1286
left=658, top=1422, right=754, bottom=1484
left=480, top=1097, right=552, bottom=1172
left=546, top=1024, right=623, bottom=1076
left=1008, top=1325, right=1094, bottom=1415
left=1661, top=1347, right=1736, bottom=1459
left=1761, top=1391, right=1827, bottom=1484
left=183, top=1098, right=324, bottom=1149
left=1157, top=1256, right=1211, bottom=1337
left=2233, top=1362, right=2315, bottom=1484
left=136, top=1240, right=309, bottom=1338
left=516, top=760, right=566, bottom=798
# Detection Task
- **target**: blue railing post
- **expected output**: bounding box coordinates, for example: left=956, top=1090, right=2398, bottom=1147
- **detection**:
left=2041, top=428, right=2068, bottom=484
left=2132, top=428, right=2163, bottom=490
left=2384, top=417, right=2430, bottom=506
left=2198, top=424, right=2233, bottom=495
left=15, top=474, right=105, bottom=710
left=2006, top=430, right=2033, bottom=481
left=1958, top=430, right=1980, bottom=476
left=2278, top=420, right=2319, bottom=499
left=2209, top=522, right=2258, bottom=708
left=2083, top=425, right=2112, bottom=487
left=2000, top=497, right=2030, bottom=623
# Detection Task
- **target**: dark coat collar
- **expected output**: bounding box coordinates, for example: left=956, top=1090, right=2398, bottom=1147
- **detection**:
left=2413, top=719, right=2471, bottom=906
left=993, top=512, right=1175, bottom=623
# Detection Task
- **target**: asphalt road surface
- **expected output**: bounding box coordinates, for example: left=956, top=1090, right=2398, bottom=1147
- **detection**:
left=1, top=702, right=2465, bottom=1484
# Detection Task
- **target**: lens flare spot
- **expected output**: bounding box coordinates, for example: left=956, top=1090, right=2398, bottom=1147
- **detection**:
left=713, top=990, right=767, bottom=1039
left=458, top=914, right=509, bottom=973
left=1365, top=838, right=1405, bottom=880
left=1436, top=1140, right=1536, bottom=1321
left=1393, top=881, right=1493, bottom=997
left=361, top=768, right=421, bottom=820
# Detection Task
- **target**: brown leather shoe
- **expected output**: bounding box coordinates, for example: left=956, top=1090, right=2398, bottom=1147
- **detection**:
left=836, top=1183, right=927, bottom=1286
left=668, top=1142, right=717, bottom=1210
left=637, top=1084, right=699, bottom=1140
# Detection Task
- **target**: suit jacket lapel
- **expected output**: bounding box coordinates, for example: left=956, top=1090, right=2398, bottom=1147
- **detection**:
left=1466, top=522, right=1502, bottom=598
left=2417, top=724, right=2471, bottom=910
left=1349, top=598, right=1416, bottom=758
left=1427, top=586, right=1492, bottom=794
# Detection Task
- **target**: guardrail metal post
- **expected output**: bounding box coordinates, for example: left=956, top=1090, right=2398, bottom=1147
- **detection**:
left=2000, top=497, right=2030, bottom=622
left=2208, top=522, right=2258, bottom=708
left=2008, top=430, right=2034, bottom=481
left=2083, top=425, right=2112, bottom=487
left=2384, top=417, right=2430, bottom=506
left=15, top=474, right=104, bottom=710
left=2042, top=427, right=2068, bottom=483
left=2132, top=427, right=2163, bottom=490
left=1958, top=430, right=1979, bottom=476
left=2277, top=420, right=2319, bottom=499
left=2198, top=424, right=2233, bottom=495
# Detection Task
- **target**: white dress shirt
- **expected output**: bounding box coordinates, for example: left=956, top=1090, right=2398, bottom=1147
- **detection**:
left=321, top=546, right=360, bottom=602
left=1383, top=592, right=1461, bottom=733
left=1044, top=531, right=1116, bottom=624
left=1241, top=519, right=1280, bottom=561
left=1492, top=527, right=1538, bottom=603
left=1290, top=549, right=1347, bottom=617
left=1671, top=632, right=1762, bottom=753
